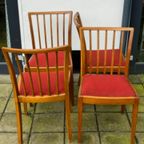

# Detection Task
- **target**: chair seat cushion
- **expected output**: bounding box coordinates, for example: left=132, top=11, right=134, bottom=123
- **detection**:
left=28, top=51, right=71, bottom=67
left=18, top=71, right=64, bottom=96
left=86, top=49, right=126, bottom=66
left=81, top=74, right=136, bottom=97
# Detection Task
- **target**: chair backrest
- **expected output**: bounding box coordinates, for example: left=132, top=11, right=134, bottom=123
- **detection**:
left=74, top=12, right=83, bottom=36
left=80, top=27, right=134, bottom=77
left=74, top=12, right=86, bottom=52
left=2, top=46, right=69, bottom=102
left=28, top=11, right=72, bottom=50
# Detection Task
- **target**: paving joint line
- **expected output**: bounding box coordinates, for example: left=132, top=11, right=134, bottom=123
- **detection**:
left=0, top=89, right=13, bottom=121
left=27, top=104, right=37, bottom=144
left=94, top=105, right=102, bottom=144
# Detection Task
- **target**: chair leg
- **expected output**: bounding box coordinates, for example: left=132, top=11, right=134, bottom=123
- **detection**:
left=23, top=103, right=28, bottom=115
left=131, top=100, right=139, bottom=144
left=78, top=97, right=83, bottom=143
left=65, top=94, right=72, bottom=142
left=30, top=103, right=33, bottom=107
left=15, top=102, right=23, bottom=144
left=121, top=105, right=125, bottom=113
left=69, top=71, right=74, bottom=106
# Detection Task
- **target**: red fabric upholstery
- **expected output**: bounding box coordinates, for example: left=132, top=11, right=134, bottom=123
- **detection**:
left=29, top=51, right=70, bottom=67
left=86, top=49, right=126, bottom=66
left=81, top=74, right=136, bottom=97
left=18, top=71, right=64, bottom=96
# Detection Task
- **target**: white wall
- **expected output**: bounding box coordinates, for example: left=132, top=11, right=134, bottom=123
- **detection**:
left=18, top=0, right=124, bottom=50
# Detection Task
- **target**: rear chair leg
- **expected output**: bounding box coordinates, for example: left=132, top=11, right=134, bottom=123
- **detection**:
left=121, top=105, right=125, bottom=113
left=65, top=94, right=72, bottom=142
left=15, top=102, right=23, bottom=144
left=70, top=71, right=74, bottom=106
left=23, top=103, right=28, bottom=115
left=131, top=100, right=139, bottom=144
left=78, top=97, right=83, bottom=143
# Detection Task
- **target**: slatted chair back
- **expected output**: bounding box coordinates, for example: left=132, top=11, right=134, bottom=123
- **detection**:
left=28, top=11, right=74, bottom=106
left=74, top=12, right=83, bottom=36
left=2, top=46, right=69, bottom=103
left=80, top=27, right=134, bottom=77
left=74, top=12, right=86, bottom=50
left=28, top=11, right=72, bottom=50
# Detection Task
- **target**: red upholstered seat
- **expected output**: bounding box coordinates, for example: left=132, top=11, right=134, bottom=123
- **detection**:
left=86, top=49, right=126, bottom=66
left=29, top=51, right=68, bottom=67
left=18, top=71, right=64, bottom=96
left=81, top=74, right=136, bottom=97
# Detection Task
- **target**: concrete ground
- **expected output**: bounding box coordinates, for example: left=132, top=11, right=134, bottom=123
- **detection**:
left=0, top=74, right=144, bottom=144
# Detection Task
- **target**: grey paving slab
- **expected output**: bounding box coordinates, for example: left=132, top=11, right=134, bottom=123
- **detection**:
left=35, top=102, right=64, bottom=113
left=97, top=113, right=130, bottom=131
left=0, top=84, right=12, bottom=97
left=74, top=84, right=79, bottom=97
left=65, top=132, right=100, bottom=144
left=133, top=84, right=144, bottom=96
left=0, top=113, right=32, bottom=133
left=73, top=73, right=79, bottom=83
left=129, top=75, right=141, bottom=84
left=5, top=98, right=35, bottom=114
left=138, top=74, right=144, bottom=83
left=96, top=105, right=121, bottom=112
left=32, top=113, right=64, bottom=132
left=0, top=75, right=11, bottom=84
left=70, top=113, right=97, bottom=132
left=0, top=133, right=28, bottom=144
left=126, top=97, right=144, bottom=113
left=0, top=97, right=8, bottom=113
left=128, top=113, right=144, bottom=132
left=72, top=104, right=95, bottom=113
left=136, top=133, right=144, bottom=144
left=101, top=132, right=130, bottom=144
left=5, top=98, right=16, bottom=113
left=29, top=133, right=64, bottom=144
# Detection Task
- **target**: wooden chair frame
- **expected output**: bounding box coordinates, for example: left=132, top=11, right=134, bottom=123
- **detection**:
left=28, top=11, right=74, bottom=105
left=74, top=12, right=131, bottom=113
left=2, top=45, right=72, bottom=144
left=78, top=27, right=139, bottom=144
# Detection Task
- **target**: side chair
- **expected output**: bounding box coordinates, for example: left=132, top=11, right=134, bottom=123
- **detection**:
left=2, top=45, right=72, bottom=144
left=78, top=27, right=139, bottom=144
left=27, top=11, right=74, bottom=106
left=74, top=12, right=128, bottom=112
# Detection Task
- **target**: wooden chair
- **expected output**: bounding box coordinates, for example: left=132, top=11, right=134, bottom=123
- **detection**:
left=2, top=45, right=72, bottom=144
left=28, top=11, right=74, bottom=105
left=78, top=27, right=139, bottom=144
left=74, top=12, right=129, bottom=112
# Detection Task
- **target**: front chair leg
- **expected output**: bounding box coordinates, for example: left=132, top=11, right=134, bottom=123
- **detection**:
left=15, top=102, right=23, bottom=144
left=131, top=100, right=139, bottom=144
left=65, top=94, right=72, bottom=142
left=78, top=97, right=83, bottom=144
left=70, top=71, right=74, bottom=106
